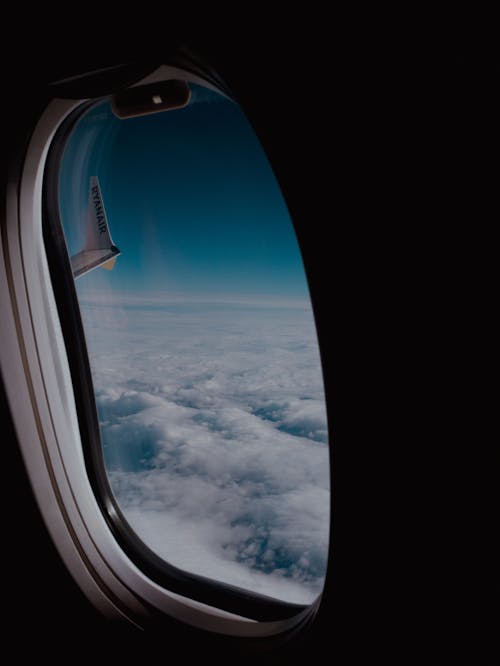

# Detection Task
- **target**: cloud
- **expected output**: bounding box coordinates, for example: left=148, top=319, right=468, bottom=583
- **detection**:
left=80, top=296, right=330, bottom=604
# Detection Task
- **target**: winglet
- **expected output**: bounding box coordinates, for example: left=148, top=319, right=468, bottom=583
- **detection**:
left=70, top=177, right=121, bottom=279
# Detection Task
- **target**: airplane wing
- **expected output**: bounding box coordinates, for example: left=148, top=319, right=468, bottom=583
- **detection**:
left=70, top=176, right=121, bottom=278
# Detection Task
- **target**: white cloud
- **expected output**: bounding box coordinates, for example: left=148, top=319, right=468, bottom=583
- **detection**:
left=79, top=294, right=330, bottom=604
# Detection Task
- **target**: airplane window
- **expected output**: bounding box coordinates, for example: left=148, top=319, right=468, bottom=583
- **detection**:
left=55, top=83, right=329, bottom=606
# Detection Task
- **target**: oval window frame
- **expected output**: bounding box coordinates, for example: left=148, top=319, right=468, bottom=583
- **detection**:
left=5, top=62, right=330, bottom=640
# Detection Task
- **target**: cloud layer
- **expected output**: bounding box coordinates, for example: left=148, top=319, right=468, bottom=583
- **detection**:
left=80, top=295, right=330, bottom=604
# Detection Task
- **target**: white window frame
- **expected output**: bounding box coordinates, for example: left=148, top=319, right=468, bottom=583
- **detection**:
left=0, top=64, right=322, bottom=637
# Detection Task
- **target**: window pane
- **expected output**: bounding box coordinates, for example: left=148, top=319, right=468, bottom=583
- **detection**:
left=57, top=84, right=329, bottom=605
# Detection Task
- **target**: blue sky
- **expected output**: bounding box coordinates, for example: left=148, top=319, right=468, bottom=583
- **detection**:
left=60, top=84, right=309, bottom=300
